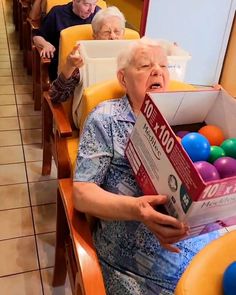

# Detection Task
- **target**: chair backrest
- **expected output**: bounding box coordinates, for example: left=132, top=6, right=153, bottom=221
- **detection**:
left=175, top=231, right=236, bottom=295
left=79, top=79, right=196, bottom=131
left=46, top=0, right=106, bottom=14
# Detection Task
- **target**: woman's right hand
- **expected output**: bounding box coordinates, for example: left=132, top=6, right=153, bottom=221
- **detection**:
left=66, top=43, right=84, bottom=69
left=136, top=195, right=189, bottom=253
left=40, top=42, right=56, bottom=58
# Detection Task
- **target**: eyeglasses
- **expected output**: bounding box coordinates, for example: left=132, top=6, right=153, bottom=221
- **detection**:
left=99, top=29, right=124, bottom=38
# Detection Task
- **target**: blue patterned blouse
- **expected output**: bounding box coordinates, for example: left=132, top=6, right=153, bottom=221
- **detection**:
left=74, top=95, right=220, bottom=295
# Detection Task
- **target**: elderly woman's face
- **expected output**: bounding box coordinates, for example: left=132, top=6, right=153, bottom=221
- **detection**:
left=94, top=16, right=124, bottom=40
left=73, top=0, right=97, bottom=19
left=120, top=46, right=169, bottom=105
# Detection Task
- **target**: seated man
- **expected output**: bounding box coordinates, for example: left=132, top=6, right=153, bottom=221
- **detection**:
left=72, top=37, right=220, bottom=295
left=49, top=6, right=127, bottom=128
left=33, top=0, right=101, bottom=81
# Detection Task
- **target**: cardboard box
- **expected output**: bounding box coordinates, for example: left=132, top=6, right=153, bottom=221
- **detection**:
left=79, top=40, right=191, bottom=87
left=126, top=89, right=236, bottom=237
left=79, top=40, right=134, bottom=87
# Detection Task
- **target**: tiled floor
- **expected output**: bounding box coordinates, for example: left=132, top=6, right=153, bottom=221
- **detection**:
left=0, top=0, right=71, bottom=294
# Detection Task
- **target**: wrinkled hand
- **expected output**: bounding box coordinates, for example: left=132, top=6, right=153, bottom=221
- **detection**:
left=137, top=195, right=189, bottom=253
left=66, top=43, right=84, bottom=69
left=40, top=42, right=56, bottom=58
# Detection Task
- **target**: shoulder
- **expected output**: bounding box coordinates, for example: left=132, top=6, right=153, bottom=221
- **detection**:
left=93, top=97, right=127, bottom=118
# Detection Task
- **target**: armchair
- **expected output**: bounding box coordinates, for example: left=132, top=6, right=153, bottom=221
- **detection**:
left=32, top=0, right=107, bottom=110
left=42, top=26, right=140, bottom=177
left=175, top=230, right=236, bottom=295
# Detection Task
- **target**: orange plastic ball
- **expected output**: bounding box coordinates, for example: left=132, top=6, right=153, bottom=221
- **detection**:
left=176, top=136, right=182, bottom=143
left=198, top=125, right=225, bottom=146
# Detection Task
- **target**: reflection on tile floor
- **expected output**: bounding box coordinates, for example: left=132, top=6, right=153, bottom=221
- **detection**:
left=0, top=0, right=71, bottom=293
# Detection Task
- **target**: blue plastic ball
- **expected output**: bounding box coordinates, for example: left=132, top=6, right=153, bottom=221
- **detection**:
left=223, top=261, right=236, bottom=295
left=181, top=132, right=211, bottom=162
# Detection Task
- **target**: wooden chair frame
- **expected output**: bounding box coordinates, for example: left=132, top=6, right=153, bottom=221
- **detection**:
left=53, top=178, right=106, bottom=295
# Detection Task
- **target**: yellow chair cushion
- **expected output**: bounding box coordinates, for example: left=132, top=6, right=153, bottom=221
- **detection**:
left=175, top=230, right=236, bottom=295
left=67, top=79, right=196, bottom=170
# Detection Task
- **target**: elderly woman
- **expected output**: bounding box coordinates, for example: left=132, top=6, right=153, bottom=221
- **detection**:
left=72, top=37, right=220, bottom=295
left=49, top=6, right=126, bottom=127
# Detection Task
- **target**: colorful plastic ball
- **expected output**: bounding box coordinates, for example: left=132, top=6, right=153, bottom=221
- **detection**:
left=223, top=261, right=236, bottom=295
left=213, top=157, right=236, bottom=178
left=194, top=161, right=220, bottom=182
left=221, top=138, right=236, bottom=159
left=208, top=146, right=226, bottom=163
left=181, top=132, right=211, bottom=162
left=198, top=125, right=225, bottom=146
left=176, top=130, right=189, bottom=138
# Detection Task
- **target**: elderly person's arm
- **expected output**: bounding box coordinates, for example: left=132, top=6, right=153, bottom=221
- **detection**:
left=49, top=44, right=84, bottom=103
left=73, top=181, right=188, bottom=253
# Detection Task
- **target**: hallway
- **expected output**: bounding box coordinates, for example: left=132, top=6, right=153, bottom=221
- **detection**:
left=0, top=0, right=71, bottom=293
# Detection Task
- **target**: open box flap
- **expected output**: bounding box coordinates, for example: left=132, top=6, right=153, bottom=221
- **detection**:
left=205, top=89, right=236, bottom=138
left=149, top=90, right=218, bottom=126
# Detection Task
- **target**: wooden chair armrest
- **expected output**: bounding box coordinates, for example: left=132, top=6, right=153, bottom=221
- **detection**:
left=26, top=17, right=40, bottom=30
left=59, top=178, right=106, bottom=295
left=44, top=91, right=73, bottom=137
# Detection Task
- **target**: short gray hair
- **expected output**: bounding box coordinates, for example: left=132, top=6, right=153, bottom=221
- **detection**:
left=91, top=6, right=126, bottom=34
left=117, top=37, right=167, bottom=71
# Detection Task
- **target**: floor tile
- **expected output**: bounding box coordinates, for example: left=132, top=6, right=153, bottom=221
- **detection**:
left=0, top=271, right=43, bottom=295
left=0, top=76, right=13, bottom=84
left=13, top=76, right=32, bottom=85
left=29, top=180, right=57, bottom=206
left=0, top=145, right=24, bottom=164
left=0, top=207, right=34, bottom=240
left=0, top=84, right=14, bottom=94
left=19, top=116, right=41, bottom=129
left=0, top=61, right=11, bottom=69
left=0, top=163, right=27, bottom=185
left=0, top=104, right=17, bottom=117
left=16, top=93, right=33, bottom=104
left=0, top=183, right=30, bottom=210
left=32, top=204, right=56, bottom=234
left=15, top=84, right=33, bottom=94
left=0, top=54, right=10, bottom=61
left=17, top=104, right=41, bottom=116
left=0, top=130, right=21, bottom=146
left=11, top=60, right=23, bottom=69
left=0, top=94, right=15, bottom=105
left=0, top=68, right=12, bottom=76
left=41, top=268, right=72, bottom=295
left=0, top=236, right=38, bottom=276
left=26, top=161, right=57, bottom=182
left=36, top=232, right=56, bottom=268
left=23, top=144, right=43, bottom=162
left=12, top=68, right=28, bottom=76
left=0, top=48, right=8, bottom=54
left=21, top=129, right=42, bottom=144
left=0, top=117, right=19, bottom=131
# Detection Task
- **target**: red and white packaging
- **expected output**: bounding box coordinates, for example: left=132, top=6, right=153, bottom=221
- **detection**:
left=126, top=89, right=236, bottom=237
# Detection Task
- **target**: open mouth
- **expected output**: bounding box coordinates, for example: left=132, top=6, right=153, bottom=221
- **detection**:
left=148, top=83, right=163, bottom=90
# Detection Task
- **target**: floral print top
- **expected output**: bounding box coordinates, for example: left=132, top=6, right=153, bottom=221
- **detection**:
left=74, top=95, right=219, bottom=294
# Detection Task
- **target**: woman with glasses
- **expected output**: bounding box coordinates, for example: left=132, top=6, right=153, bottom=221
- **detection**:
left=49, top=6, right=127, bottom=128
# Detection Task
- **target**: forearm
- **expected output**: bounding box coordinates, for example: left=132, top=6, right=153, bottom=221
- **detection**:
left=49, top=68, right=80, bottom=103
left=73, top=182, right=140, bottom=221
left=33, top=35, right=50, bottom=48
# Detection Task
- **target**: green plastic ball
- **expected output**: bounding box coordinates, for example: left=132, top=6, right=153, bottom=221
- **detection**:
left=221, top=138, right=236, bottom=159
left=208, top=146, right=226, bottom=163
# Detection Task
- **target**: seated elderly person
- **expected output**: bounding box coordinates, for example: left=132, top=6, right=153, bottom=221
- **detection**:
left=72, top=37, right=220, bottom=295
left=49, top=6, right=126, bottom=128
left=33, top=0, right=101, bottom=81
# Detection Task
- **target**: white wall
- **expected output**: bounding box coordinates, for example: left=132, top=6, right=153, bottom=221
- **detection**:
left=145, top=0, right=236, bottom=85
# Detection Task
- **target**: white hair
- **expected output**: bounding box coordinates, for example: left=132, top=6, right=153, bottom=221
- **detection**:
left=117, top=37, right=167, bottom=71
left=91, top=6, right=126, bottom=34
